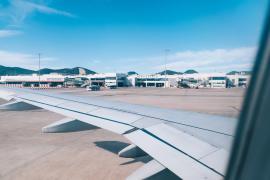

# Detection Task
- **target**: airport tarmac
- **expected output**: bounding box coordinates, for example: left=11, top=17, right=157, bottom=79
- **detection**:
left=0, top=87, right=245, bottom=180
left=46, top=87, right=245, bottom=117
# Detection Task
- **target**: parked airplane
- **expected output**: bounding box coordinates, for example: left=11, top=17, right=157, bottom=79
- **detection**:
left=0, top=87, right=235, bottom=179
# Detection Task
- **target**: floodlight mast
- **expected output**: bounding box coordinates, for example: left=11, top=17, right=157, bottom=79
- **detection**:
left=38, top=53, right=41, bottom=88
left=164, top=49, right=170, bottom=87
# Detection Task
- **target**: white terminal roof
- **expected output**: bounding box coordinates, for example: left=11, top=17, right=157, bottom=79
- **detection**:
left=0, top=72, right=250, bottom=83
left=0, top=74, right=65, bottom=82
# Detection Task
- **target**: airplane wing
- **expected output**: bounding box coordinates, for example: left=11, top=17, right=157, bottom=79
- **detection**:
left=0, top=87, right=236, bottom=179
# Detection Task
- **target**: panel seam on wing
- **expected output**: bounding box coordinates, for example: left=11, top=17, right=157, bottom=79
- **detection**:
left=14, top=90, right=234, bottom=137
left=16, top=96, right=136, bottom=128
left=140, top=128, right=225, bottom=177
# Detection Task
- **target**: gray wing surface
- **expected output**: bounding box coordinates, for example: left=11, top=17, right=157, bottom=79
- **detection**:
left=0, top=87, right=236, bottom=179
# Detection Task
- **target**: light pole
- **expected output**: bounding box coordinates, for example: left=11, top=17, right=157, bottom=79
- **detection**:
left=38, top=53, right=41, bottom=88
left=164, top=49, right=170, bottom=87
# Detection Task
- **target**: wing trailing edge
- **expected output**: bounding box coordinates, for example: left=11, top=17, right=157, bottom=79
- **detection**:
left=125, top=123, right=227, bottom=179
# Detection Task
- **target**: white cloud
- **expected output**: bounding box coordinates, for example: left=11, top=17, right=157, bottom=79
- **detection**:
left=0, top=29, right=22, bottom=37
left=0, top=50, right=56, bottom=70
left=153, top=47, right=257, bottom=72
left=0, top=0, right=76, bottom=26
left=106, top=47, right=256, bottom=73
left=22, top=1, right=76, bottom=18
left=0, top=47, right=257, bottom=73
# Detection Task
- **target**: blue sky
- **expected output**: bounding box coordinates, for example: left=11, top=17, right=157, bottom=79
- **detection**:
left=0, top=0, right=268, bottom=73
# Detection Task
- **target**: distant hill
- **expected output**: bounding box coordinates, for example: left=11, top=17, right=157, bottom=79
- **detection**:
left=226, top=71, right=239, bottom=75
left=157, top=70, right=183, bottom=75
left=0, top=65, right=35, bottom=76
left=184, top=69, right=198, bottom=74
left=127, top=71, right=138, bottom=76
left=0, top=65, right=96, bottom=76
left=227, top=71, right=251, bottom=75
left=39, top=67, right=96, bottom=75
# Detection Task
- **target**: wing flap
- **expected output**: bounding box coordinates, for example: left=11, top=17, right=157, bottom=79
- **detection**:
left=200, top=149, right=229, bottom=174
left=147, top=123, right=219, bottom=159
left=125, top=123, right=226, bottom=179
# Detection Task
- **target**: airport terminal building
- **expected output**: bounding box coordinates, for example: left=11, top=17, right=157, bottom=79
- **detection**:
left=88, top=73, right=128, bottom=87
left=0, top=74, right=65, bottom=88
left=0, top=71, right=250, bottom=89
left=128, top=72, right=250, bottom=88
left=0, top=73, right=128, bottom=89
